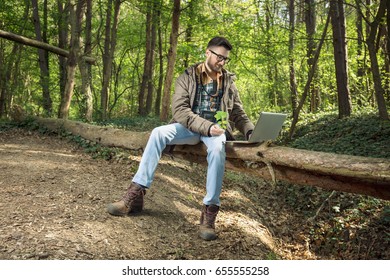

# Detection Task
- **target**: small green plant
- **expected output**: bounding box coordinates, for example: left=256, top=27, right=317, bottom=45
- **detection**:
left=215, top=111, right=228, bottom=129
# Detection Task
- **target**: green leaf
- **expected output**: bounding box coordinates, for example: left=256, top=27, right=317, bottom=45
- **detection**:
left=215, top=111, right=228, bottom=129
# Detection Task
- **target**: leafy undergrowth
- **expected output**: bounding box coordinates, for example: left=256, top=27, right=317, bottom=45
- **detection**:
left=282, top=111, right=390, bottom=158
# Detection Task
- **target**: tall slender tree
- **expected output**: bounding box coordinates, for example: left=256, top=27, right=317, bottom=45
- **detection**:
left=359, top=0, right=389, bottom=120
left=58, top=0, right=86, bottom=119
left=289, top=0, right=298, bottom=114
left=31, top=0, right=52, bottom=116
left=145, top=0, right=158, bottom=115
left=154, top=6, right=163, bottom=116
left=79, top=0, right=93, bottom=122
left=139, top=0, right=158, bottom=116
left=57, top=0, right=69, bottom=101
left=160, top=0, right=181, bottom=122
left=101, top=0, right=121, bottom=120
left=330, top=0, right=352, bottom=118
left=305, top=0, right=320, bottom=112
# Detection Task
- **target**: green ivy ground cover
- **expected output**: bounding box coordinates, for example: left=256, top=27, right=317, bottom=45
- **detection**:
left=284, top=112, right=390, bottom=159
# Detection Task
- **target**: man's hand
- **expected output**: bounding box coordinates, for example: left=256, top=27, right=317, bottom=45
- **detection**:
left=210, top=124, right=225, bottom=136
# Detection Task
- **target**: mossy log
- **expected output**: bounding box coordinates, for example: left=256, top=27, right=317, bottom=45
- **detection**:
left=30, top=117, right=390, bottom=200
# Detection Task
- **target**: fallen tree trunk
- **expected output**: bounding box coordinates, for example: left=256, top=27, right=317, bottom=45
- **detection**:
left=28, top=116, right=390, bottom=200
left=0, top=29, right=95, bottom=64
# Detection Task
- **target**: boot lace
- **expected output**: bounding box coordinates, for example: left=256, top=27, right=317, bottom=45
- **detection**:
left=122, top=184, right=144, bottom=207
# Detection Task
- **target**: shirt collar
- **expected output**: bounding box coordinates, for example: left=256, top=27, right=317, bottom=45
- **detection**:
left=196, top=62, right=223, bottom=85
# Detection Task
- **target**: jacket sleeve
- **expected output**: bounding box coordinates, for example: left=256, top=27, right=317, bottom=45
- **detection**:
left=171, top=73, right=214, bottom=136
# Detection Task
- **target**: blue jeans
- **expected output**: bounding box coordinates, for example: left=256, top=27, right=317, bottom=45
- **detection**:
left=132, top=123, right=226, bottom=206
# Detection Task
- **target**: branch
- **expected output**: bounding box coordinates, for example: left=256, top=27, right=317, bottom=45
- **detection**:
left=0, top=29, right=96, bottom=64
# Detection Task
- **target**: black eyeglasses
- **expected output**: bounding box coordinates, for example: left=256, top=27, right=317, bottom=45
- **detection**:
left=209, top=49, right=231, bottom=63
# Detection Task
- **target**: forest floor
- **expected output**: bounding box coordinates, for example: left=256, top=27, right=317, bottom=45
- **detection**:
left=0, top=126, right=389, bottom=260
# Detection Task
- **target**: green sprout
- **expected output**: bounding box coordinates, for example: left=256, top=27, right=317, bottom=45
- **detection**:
left=215, top=111, right=228, bottom=129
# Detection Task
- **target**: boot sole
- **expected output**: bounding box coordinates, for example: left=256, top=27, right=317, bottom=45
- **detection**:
left=199, top=232, right=218, bottom=241
left=107, top=204, right=143, bottom=216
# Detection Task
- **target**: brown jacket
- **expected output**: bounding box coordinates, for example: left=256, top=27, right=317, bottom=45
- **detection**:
left=171, top=63, right=254, bottom=139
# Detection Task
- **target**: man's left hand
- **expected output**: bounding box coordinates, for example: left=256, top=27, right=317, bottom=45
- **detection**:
left=210, top=125, right=225, bottom=136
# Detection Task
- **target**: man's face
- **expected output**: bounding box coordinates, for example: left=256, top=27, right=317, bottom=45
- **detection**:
left=205, top=46, right=230, bottom=73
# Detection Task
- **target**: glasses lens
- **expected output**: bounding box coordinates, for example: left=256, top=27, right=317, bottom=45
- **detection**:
left=211, top=50, right=230, bottom=63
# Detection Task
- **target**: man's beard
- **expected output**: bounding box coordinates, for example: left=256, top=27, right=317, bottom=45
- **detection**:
left=206, top=59, right=222, bottom=73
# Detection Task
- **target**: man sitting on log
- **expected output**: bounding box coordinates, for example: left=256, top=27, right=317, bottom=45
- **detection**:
left=107, top=36, right=254, bottom=241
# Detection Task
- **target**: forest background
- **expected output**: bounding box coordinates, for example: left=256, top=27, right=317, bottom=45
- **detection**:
left=0, top=0, right=389, bottom=130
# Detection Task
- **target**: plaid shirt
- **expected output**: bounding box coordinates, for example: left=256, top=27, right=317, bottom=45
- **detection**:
left=192, top=63, right=223, bottom=115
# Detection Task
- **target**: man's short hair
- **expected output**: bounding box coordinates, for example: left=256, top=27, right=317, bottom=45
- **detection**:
left=207, top=36, right=233, bottom=51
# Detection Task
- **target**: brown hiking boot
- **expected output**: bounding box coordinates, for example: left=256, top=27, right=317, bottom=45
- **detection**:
left=199, top=204, right=220, bottom=241
left=107, top=182, right=146, bottom=216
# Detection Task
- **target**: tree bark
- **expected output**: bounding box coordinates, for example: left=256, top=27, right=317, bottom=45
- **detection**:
left=57, top=1, right=69, bottom=100
left=100, top=0, right=121, bottom=120
left=155, top=7, right=163, bottom=116
left=288, top=0, right=299, bottom=115
left=289, top=10, right=331, bottom=139
left=160, top=0, right=181, bottom=122
left=145, top=2, right=157, bottom=115
left=362, top=0, right=389, bottom=120
left=139, top=1, right=157, bottom=116
left=58, top=0, right=86, bottom=119
left=305, top=0, right=320, bottom=112
left=79, top=0, right=93, bottom=122
left=329, top=0, right=352, bottom=119
left=24, top=116, right=390, bottom=201
left=31, top=0, right=52, bottom=116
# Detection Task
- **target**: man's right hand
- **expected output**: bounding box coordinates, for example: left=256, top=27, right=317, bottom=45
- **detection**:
left=209, top=124, right=225, bottom=136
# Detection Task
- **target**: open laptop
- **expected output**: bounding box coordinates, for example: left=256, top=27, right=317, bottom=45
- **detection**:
left=227, top=112, right=287, bottom=144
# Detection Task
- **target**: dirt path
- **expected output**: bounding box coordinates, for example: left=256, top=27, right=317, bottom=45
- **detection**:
left=0, top=128, right=388, bottom=260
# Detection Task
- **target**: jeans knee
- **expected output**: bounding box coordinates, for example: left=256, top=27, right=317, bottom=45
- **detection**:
left=150, top=126, right=165, bottom=140
left=207, top=143, right=226, bottom=159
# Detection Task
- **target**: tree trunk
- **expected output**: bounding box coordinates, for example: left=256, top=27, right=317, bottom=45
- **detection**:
left=329, top=0, right=352, bottom=119
left=58, top=0, right=86, bottom=119
left=183, top=0, right=195, bottom=68
left=100, top=0, right=113, bottom=121
left=57, top=0, right=69, bottom=101
left=264, top=0, right=277, bottom=107
left=145, top=2, right=157, bottom=115
left=365, top=0, right=389, bottom=120
left=138, top=8, right=152, bottom=116
left=305, top=0, right=320, bottom=112
left=31, top=0, right=52, bottom=116
left=288, top=0, right=299, bottom=115
left=289, top=10, right=331, bottom=139
left=154, top=8, right=163, bottom=116
left=139, top=1, right=157, bottom=116
left=356, top=3, right=365, bottom=105
left=385, top=0, right=390, bottom=101
left=25, top=116, right=390, bottom=201
left=160, top=0, right=181, bottom=122
left=100, top=0, right=121, bottom=120
left=387, top=0, right=390, bottom=68
left=79, top=0, right=93, bottom=122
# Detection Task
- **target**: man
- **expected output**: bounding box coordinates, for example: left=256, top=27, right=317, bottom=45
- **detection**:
left=107, top=36, right=254, bottom=241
